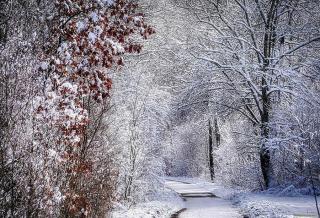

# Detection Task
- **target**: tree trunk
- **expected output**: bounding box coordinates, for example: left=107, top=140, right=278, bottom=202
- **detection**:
left=260, top=79, right=271, bottom=188
left=208, top=119, right=214, bottom=181
left=259, top=0, right=279, bottom=189
left=214, top=117, right=220, bottom=147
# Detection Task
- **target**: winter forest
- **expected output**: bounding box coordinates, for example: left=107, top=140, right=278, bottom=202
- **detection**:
left=1, top=0, right=320, bottom=217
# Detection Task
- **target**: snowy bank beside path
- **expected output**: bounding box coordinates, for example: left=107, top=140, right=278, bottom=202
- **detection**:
left=110, top=184, right=184, bottom=218
left=233, top=193, right=319, bottom=218
left=110, top=200, right=183, bottom=218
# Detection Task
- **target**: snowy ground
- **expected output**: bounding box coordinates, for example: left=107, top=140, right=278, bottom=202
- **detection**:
left=110, top=200, right=182, bottom=218
left=110, top=185, right=184, bottom=218
left=233, top=192, right=319, bottom=217
left=110, top=177, right=319, bottom=218
left=166, top=177, right=319, bottom=218
left=165, top=180, right=241, bottom=218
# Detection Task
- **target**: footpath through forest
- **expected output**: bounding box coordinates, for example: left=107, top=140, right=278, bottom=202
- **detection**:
left=165, top=178, right=319, bottom=218
left=165, top=179, right=241, bottom=218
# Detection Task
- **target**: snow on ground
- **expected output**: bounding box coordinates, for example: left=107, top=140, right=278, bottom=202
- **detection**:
left=165, top=176, right=243, bottom=199
left=110, top=177, right=319, bottom=218
left=179, top=197, right=241, bottom=218
left=165, top=180, right=216, bottom=196
left=110, top=200, right=182, bottom=218
left=166, top=177, right=319, bottom=218
left=165, top=178, right=242, bottom=218
left=233, top=193, right=319, bottom=218
left=110, top=185, right=184, bottom=218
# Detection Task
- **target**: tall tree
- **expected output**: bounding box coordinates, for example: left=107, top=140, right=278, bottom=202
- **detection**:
left=174, top=0, right=320, bottom=188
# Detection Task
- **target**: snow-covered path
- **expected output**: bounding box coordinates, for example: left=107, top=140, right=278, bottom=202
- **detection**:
left=165, top=180, right=242, bottom=218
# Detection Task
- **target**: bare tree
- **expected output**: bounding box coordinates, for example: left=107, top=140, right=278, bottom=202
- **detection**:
left=173, top=0, right=320, bottom=188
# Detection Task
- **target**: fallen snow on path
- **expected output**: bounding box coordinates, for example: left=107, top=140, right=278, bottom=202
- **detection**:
left=165, top=179, right=242, bottom=218
left=180, top=197, right=242, bottom=218
left=165, top=180, right=215, bottom=196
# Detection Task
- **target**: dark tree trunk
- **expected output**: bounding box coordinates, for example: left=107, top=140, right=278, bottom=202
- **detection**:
left=260, top=79, right=271, bottom=188
left=208, top=119, right=214, bottom=181
left=214, top=117, right=220, bottom=147
left=259, top=0, right=279, bottom=189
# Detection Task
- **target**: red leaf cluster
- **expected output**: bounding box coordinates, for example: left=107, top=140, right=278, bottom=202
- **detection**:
left=39, top=0, right=154, bottom=216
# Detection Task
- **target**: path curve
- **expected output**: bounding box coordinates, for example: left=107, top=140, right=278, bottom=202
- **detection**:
left=166, top=180, right=242, bottom=218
